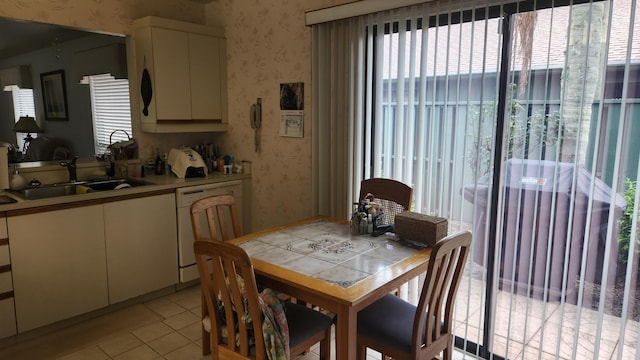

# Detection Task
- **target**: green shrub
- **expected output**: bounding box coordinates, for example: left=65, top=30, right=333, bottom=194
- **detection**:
left=618, top=178, right=638, bottom=264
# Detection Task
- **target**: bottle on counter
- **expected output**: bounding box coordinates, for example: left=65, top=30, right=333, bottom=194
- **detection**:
left=163, top=153, right=169, bottom=175
left=154, top=152, right=164, bottom=175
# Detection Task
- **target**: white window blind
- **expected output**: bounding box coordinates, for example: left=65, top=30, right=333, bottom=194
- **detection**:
left=9, top=85, right=37, bottom=146
left=86, top=74, right=132, bottom=155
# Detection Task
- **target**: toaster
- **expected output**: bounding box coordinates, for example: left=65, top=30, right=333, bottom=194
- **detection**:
left=167, top=148, right=207, bottom=178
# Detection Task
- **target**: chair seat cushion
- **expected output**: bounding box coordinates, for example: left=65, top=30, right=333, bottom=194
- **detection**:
left=204, top=302, right=333, bottom=354
left=357, top=294, right=442, bottom=352
left=284, top=302, right=333, bottom=349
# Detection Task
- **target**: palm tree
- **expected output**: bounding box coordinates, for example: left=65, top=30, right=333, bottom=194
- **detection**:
left=559, top=2, right=609, bottom=165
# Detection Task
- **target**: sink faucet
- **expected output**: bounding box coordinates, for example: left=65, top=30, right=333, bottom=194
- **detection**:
left=60, top=156, right=79, bottom=183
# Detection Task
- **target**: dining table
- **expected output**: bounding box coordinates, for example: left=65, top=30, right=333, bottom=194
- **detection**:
left=230, top=216, right=432, bottom=360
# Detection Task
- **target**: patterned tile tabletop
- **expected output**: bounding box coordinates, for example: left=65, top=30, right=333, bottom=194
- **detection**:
left=238, top=219, right=419, bottom=288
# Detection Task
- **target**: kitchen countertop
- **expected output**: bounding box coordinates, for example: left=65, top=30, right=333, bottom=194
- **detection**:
left=0, top=172, right=251, bottom=212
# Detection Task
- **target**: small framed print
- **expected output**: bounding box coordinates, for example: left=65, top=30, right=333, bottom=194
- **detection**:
left=40, top=70, right=68, bottom=121
left=280, top=110, right=304, bottom=138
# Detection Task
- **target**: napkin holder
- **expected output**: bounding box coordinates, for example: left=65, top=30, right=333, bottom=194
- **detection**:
left=394, top=211, right=448, bottom=246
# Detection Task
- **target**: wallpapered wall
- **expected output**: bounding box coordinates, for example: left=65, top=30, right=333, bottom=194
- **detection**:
left=0, top=0, right=350, bottom=232
left=205, top=0, right=349, bottom=230
left=0, top=0, right=205, bottom=34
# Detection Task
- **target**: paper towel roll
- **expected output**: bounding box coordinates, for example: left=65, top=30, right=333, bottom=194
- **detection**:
left=0, top=145, right=8, bottom=190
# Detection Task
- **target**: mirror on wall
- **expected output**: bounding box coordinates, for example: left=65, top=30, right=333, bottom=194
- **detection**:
left=0, top=17, right=130, bottom=165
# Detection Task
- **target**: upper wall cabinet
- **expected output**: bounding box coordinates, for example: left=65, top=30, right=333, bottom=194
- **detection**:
left=133, top=17, right=228, bottom=133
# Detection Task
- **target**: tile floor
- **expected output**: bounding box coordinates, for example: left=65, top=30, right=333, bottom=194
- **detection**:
left=4, top=270, right=633, bottom=359
left=0, top=284, right=419, bottom=360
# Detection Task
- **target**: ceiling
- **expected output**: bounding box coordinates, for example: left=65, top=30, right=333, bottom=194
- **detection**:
left=0, top=17, right=93, bottom=60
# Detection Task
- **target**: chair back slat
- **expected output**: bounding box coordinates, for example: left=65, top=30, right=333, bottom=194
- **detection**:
left=191, top=194, right=242, bottom=242
left=195, top=240, right=267, bottom=358
left=413, top=231, right=471, bottom=356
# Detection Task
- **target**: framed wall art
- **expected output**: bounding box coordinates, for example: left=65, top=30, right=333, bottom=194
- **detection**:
left=40, top=70, right=68, bottom=121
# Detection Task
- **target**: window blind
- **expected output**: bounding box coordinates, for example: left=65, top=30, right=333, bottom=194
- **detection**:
left=10, top=86, right=37, bottom=146
left=87, top=74, right=132, bottom=155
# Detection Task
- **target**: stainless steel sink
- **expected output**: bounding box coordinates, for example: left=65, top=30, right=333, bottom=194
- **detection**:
left=16, top=184, right=78, bottom=200
left=13, top=178, right=151, bottom=200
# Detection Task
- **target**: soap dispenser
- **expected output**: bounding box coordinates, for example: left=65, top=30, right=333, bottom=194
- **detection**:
left=9, top=166, right=25, bottom=190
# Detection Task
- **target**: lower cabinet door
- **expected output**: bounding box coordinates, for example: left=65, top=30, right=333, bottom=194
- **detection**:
left=104, top=193, right=178, bottom=304
left=0, top=297, right=16, bottom=339
left=9, top=205, right=108, bottom=332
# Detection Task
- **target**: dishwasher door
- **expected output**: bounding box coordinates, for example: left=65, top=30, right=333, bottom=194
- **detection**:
left=176, top=180, right=243, bottom=282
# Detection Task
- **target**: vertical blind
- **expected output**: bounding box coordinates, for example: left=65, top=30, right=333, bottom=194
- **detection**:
left=311, top=0, right=640, bottom=358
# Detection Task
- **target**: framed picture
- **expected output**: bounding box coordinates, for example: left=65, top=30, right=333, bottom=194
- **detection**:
left=40, top=70, right=68, bottom=121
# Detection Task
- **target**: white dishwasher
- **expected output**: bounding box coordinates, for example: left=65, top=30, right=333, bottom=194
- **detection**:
left=176, top=180, right=243, bottom=282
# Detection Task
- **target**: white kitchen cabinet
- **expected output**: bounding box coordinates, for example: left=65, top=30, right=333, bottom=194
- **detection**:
left=104, top=193, right=178, bottom=304
left=0, top=297, right=16, bottom=339
left=9, top=206, right=108, bottom=332
left=133, top=16, right=228, bottom=133
left=0, top=214, right=16, bottom=339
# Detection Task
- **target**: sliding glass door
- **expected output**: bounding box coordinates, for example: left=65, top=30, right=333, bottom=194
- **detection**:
left=480, top=1, right=639, bottom=358
left=361, top=0, right=639, bottom=358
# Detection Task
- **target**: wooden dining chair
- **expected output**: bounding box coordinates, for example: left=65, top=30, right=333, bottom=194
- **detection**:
left=356, top=230, right=472, bottom=360
left=359, top=178, right=413, bottom=225
left=190, top=194, right=242, bottom=242
left=194, top=240, right=333, bottom=359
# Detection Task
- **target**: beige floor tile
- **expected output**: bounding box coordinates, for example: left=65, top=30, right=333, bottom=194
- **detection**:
left=0, top=304, right=160, bottom=360
left=194, top=337, right=204, bottom=350
left=98, top=333, right=143, bottom=357
left=147, top=331, right=191, bottom=355
left=2, top=280, right=636, bottom=360
left=189, top=307, right=202, bottom=318
left=112, top=344, right=160, bottom=360
left=168, top=286, right=201, bottom=310
left=164, top=342, right=207, bottom=360
left=56, top=345, right=109, bottom=360
left=163, top=310, right=201, bottom=331
left=145, top=298, right=187, bottom=319
left=132, top=321, right=175, bottom=343
left=178, top=322, right=204, bottom=342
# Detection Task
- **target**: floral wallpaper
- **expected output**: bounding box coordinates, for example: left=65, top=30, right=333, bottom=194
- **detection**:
left=0, top=0, right=205, bottom=35
left=206, top=0, right=350, bottom=231
left=0, top=0, right=351, bottom=232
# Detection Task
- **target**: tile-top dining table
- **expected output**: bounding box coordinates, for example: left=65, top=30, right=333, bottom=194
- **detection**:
left=230, top=216, right=433, bottom=360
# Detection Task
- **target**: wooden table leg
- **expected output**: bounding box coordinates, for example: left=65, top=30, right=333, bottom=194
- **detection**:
left=335, top=305, right=357, bottom=360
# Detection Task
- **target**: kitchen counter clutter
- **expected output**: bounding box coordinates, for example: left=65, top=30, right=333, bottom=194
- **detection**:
left=0, top=171, right=250, bottom=211
left=0, top=171, right=251, bottom=341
